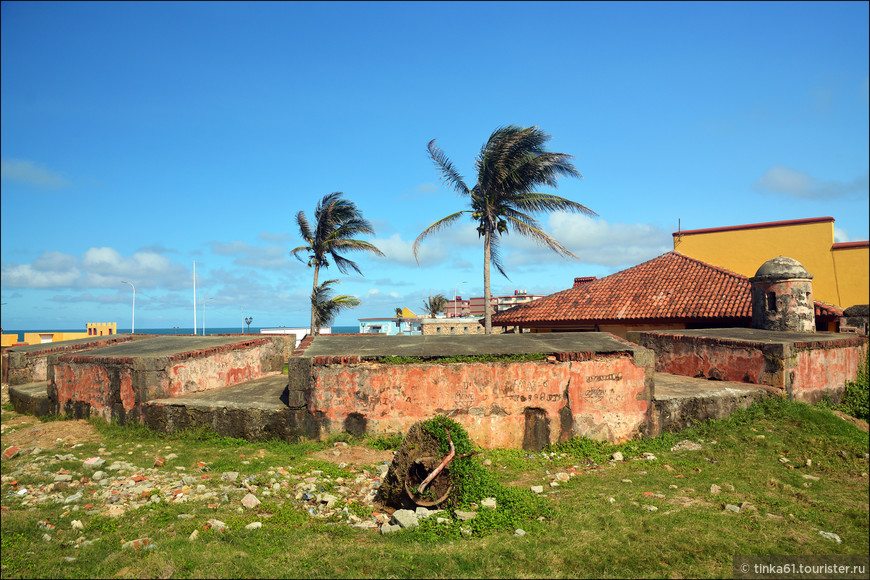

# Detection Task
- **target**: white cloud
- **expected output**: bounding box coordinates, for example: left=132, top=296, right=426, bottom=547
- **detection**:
left=834, top=227, right=851, bottom=243
left=754, top=166, right=869, bottom=199
left=1, top=158, right=70, bottom=189
left=370, top=233, right=447, bottom=266
left=1, top=247, right=190, bottom=290
left=507, top=214, right=671, bottom=268
left=209, top=241, right=291, bottom=270
left=2, top=263, right=81, bottom=288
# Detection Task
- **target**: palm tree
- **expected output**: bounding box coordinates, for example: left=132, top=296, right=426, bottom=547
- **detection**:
left=311, top=280, right=361, bottom=329
left=422, top=294, right=447, bottom=317
left=413, top=126, right=596, bottom=333
left=292, top=192, right=384, bottom=335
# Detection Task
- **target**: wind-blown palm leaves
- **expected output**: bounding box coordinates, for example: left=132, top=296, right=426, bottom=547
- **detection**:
left=422, top=294, right=448, bottom=317
left=413, top=126, right=596, bottom=334
left=311, top=280, right=361, bottom=329
left=292, top=192, right=383, bottom=335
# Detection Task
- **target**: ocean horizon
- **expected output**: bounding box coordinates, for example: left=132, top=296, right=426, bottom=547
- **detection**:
left=2, top=325, right=360, bottom=343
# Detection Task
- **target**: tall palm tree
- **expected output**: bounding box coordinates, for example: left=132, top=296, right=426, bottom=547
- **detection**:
left=422, top=294, right=447, bottom=317
left=292, top=192, right=383, bottom=335
left=413, top=126, right=597, bottom=333
left=311, top=279, right=361, bottom=329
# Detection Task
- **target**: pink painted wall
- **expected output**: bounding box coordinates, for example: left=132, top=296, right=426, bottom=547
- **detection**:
left=651, top=338, right=767, bottom=384
left=309, top=354, right=651, bottom=447
left=164, top=345, right=278, bottom=397
left=791, top=341, right=868, bottom=402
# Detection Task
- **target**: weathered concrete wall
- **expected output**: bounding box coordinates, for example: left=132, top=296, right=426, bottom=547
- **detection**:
left=791, top=340, right=867, bottom=403
left=628, top=330, right=867, bottom=403
left=628, top=332, right=772, bottom=383
left=50, top=336, right=285, bottom=423
left=304, top=349, right=654, bottom=448
left=4, top=335, right=139, bottom=386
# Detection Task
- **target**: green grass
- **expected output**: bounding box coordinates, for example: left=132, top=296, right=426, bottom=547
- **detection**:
left=1, top=396, right=867, bottom=579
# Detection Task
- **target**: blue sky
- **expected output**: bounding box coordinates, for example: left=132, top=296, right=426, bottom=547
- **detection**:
left=2, top=1, right=868, bottom=331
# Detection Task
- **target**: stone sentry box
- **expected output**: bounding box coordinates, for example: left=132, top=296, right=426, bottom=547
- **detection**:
left=290, top=334, right=655, bottom=449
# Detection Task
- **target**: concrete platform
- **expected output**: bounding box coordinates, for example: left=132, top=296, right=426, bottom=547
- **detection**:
left=302, top=333, right=640, bottom=359
left=651, top=373, right=779, bottom=435
left=139, top=375, right=321, bottom=442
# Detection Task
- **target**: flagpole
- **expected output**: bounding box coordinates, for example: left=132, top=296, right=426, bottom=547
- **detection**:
left=193, top=261, right=197, bottom=334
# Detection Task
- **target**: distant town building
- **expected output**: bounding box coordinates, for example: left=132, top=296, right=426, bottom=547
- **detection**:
left=359, top=308, right=424, bottom=335
left=443, top=290, right=543, bottom=318
left=673, top=216, right=868, bottom=309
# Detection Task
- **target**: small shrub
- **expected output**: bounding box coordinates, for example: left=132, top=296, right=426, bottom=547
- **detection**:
left=368, top=432, right=404, bottom=450
left=419, top=416, right=554, bottom=535
left=838, top=353, right=868, bottom=421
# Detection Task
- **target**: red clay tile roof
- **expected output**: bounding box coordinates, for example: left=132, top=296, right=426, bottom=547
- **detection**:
left=492, top=251, right=839, bottom=327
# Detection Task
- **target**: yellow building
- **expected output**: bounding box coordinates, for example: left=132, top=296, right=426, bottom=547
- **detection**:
left=673, top=217, right=869, bottom=309
left=17, top=323, right=118, bottom=346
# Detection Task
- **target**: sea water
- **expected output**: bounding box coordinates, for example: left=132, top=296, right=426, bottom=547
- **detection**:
left=3, top=325, right=360, bottom=343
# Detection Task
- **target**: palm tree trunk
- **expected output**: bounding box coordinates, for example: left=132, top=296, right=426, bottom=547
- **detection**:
left=311, top=264, right=320, bottom=337
left=483, top=230, right=492, bottom=334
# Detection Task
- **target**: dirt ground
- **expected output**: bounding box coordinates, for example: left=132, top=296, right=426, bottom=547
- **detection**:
left=310, top=445, right=395, bottom=466
left=0, top=414, right=102, bottom=450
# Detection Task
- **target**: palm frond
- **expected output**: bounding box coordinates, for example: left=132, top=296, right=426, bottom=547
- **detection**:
left=412, top=211, right=467, bottom=262
left=488, top=234, right=510, bottom=280
left=428, top=139, right=471, bottom=197
left=311, top=279, right=360, bottom=328
left=505, top=214, right=578, bottom=260
left=510, top=192, right=597, bottom=216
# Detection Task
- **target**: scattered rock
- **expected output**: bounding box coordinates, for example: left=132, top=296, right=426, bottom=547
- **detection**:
left=481, top=497, right=497, bottom=509
left=801, top=474, right=820, bottom=481
left=710, top=484, right=721, bottom=494
left=379, top=523, right=401, bottom=534
left=391, top=509, right=419, bottom=529
left=241, top=493, right=261, bottom=509
left=724, top=504, right=741, bottom=513
left=643, top=504, right=658, bottom=512
left=530, top=485, right=544, bottom=494
left=611, top=451, right=624, bottom=462
left=514, top=529, right=526, bottom=536
left=121, top=538, right=152, bottom=550
left=818, top=531, right=843, bottom=544
left=454, top=510, right=477, bottom=521
left=82, top=457, right=105, bottom=469
left=670, top=440, right=702, bottom=452
left=245, top=522, right=263, bottom=530
left=2, top=446, right=21, bottom=460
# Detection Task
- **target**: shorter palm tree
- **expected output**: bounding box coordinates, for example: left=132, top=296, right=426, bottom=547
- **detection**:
left=422, top=294, right=447, bottom=317
left=311, top=280, right=360, bottom=330
left=291, top=192, right=383, bottom=335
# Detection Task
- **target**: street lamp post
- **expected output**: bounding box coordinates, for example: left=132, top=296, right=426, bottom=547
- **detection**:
left=202, top=298, right=214, bottom=336
left=453, top=281, right=466, bottom=318
left=121, top=281, right=135, bottom=334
